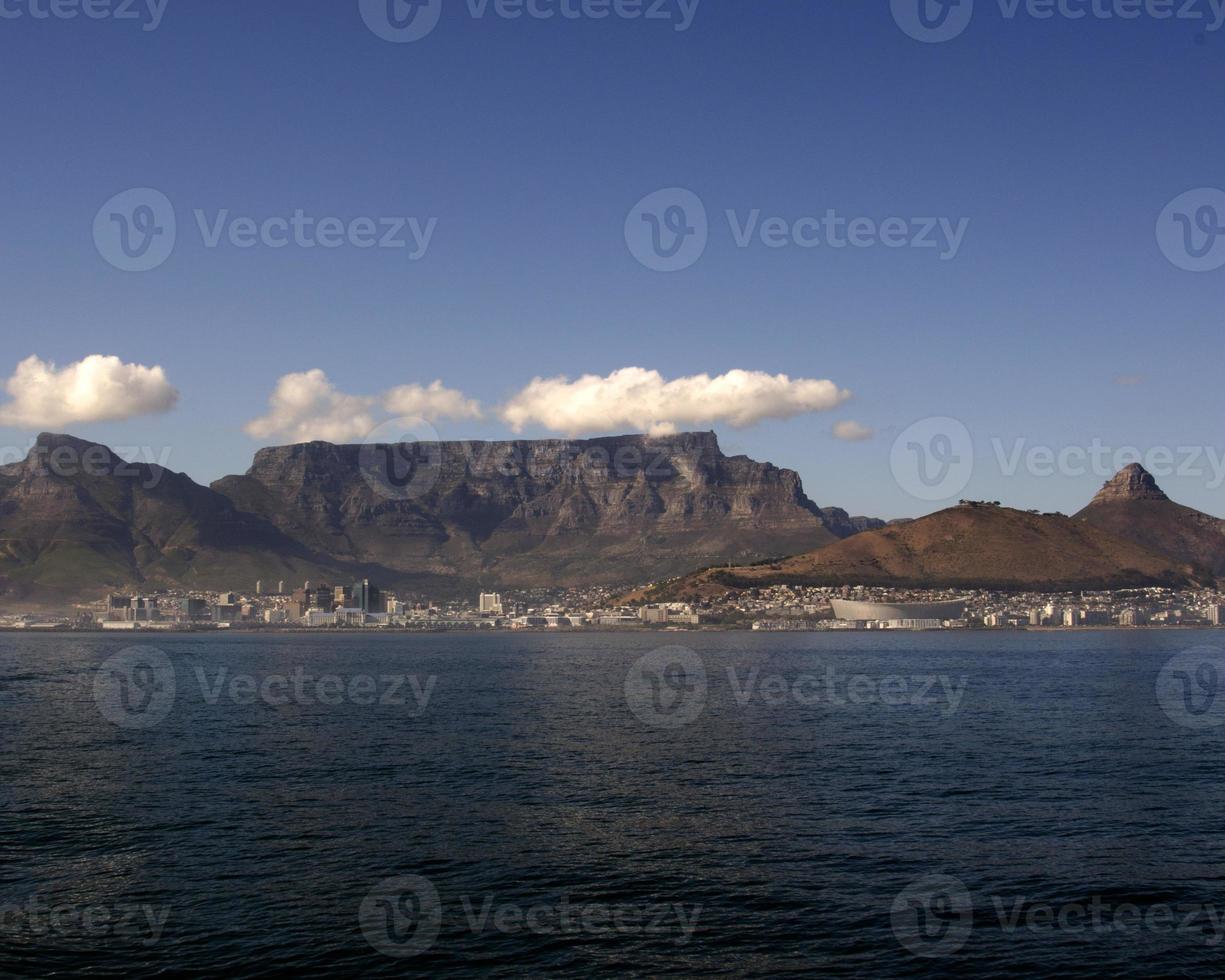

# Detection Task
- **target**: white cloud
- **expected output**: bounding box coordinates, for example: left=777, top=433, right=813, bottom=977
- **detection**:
left=500, top=367, right=851, bottom=437
left=246, top=371, right=482, bottom=444
left=832, top=419, right=875, bottom=442
left=244, top=370, right=379, bottom=444
left=383, top=381, right=483, bottom=421
left=0, top=354, right=179, bottom=428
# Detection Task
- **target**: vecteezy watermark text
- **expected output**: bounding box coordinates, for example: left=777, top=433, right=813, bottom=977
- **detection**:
left=359, top=874, right=700, bottom=959
left=624, top=646, right=968, bottom=728
left=625, top=188, right=970, bottom=272
left=0, top=439, right=174, bottom=489
left=890, top=416, right=1225, bottom=501
left=0, top=0, right=168, bottom=31
left=0, top=896, right=171, bottom=946
left=93, top=647, right=437, bottom=729
left=93, top=187, right=437, bottom=272
left=359, top=0, right=700, bottom=43
left=892, top=873, right=1225, bottom=959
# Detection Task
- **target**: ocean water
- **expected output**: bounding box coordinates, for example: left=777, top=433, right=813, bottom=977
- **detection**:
left=3, top=629, right=1225, bottom=977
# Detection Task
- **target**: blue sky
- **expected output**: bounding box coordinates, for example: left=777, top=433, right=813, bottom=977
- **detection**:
left=1, top=0, right=1222, bottom=519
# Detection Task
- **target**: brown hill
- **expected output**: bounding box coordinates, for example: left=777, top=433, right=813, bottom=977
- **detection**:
left=1075, top=464, right=1225, bottom=578
left=649, top=501, right=1200, bottom=599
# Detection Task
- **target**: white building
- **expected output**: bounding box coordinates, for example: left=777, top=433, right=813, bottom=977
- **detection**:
left=479, top=593, right=503, bottom=615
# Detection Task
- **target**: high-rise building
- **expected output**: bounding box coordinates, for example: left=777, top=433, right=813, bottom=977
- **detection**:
left=180, top=597, right=210, bottom=621
left=479, top=592, right=503, bottom=615
left=334, top=585, right=353, bottom=608
left=107, top=594, right=132, bottom=622
left=255, top=580, right=263, bottom=595
left=1211, top=604, right=1225, bottom=626
left=353, top=579, right=382, bottom=614
left=277, top=580, right=285, bottom=595
left=313, top=584, right=334, bottom=612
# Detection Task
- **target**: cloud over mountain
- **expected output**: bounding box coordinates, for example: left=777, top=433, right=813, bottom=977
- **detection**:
left=500, top=367, right=852, bottom=437
left=0, top=354, right=179, bottom=428
left=383, top=381, right=482, bottom=421
left=245, top=370, right=481, bottom=444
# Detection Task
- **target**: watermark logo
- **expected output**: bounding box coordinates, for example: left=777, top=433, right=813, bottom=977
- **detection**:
left=359, top=417, right=445, bottom=502
left=895, top=0, right=1224, bottom=42
left=93, top=188, right=176, bottom=272
left=627, top=189, right=971, bottom=271
left=93, top=647, right=176, bottom=729
left=891, top=874, right=974, bottom=957
left=1157, top=646, right=1225, bottom=729
left=359, top=875, right=444, bottom=958
left=359, top=0, right=442, bottom=42
left=359, top=0, right=700, bottom=41
left=893, top=876, right=1225, bottom=958
left=890, top=416, right=974, bottom=501
left=624, top=188, right=708, bottom=272
left=94, top=189, right=437, bottom=272
left=360, top=874, right=701, bottom=957
left=624, top=645, right=707, bottom=728
left=891, top=0, right=974, bottom=42
left=1157, top=188, right=1225, bottom=272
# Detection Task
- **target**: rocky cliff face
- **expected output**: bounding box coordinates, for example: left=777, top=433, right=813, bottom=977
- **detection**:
left=818, top=506, right=888, bottom=538
left=211, top=431, right=842, bottom=587
left=1088, top=463, right=1170, bottom=503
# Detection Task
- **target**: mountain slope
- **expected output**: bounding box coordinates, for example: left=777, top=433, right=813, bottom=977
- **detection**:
left=0, top=433, right=354, bottom=599
left=649, top=500, right=1201, bottom=598
left=1075, top=464, right=1225, bottom=577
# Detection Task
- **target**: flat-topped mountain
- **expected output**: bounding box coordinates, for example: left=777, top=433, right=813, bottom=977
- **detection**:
left=212, top=431, right=847, bottom=588
left=0, top=431, right=867, bottom=600
left=1076, top=464, right=1225, bottom=577
left=648, top=498, right=1202, bottom=600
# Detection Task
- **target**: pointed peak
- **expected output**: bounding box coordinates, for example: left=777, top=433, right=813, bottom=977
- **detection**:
left=23, top=433, right=123, bottom=472
left=1092, top=463, right=1168, bottom=503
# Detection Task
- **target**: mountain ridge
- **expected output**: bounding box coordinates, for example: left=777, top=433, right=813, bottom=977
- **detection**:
left=0, top=430, right=863, bottom=600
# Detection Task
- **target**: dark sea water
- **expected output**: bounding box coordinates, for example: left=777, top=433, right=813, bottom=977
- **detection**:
left=3, top=629, right=1225, bottom=977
